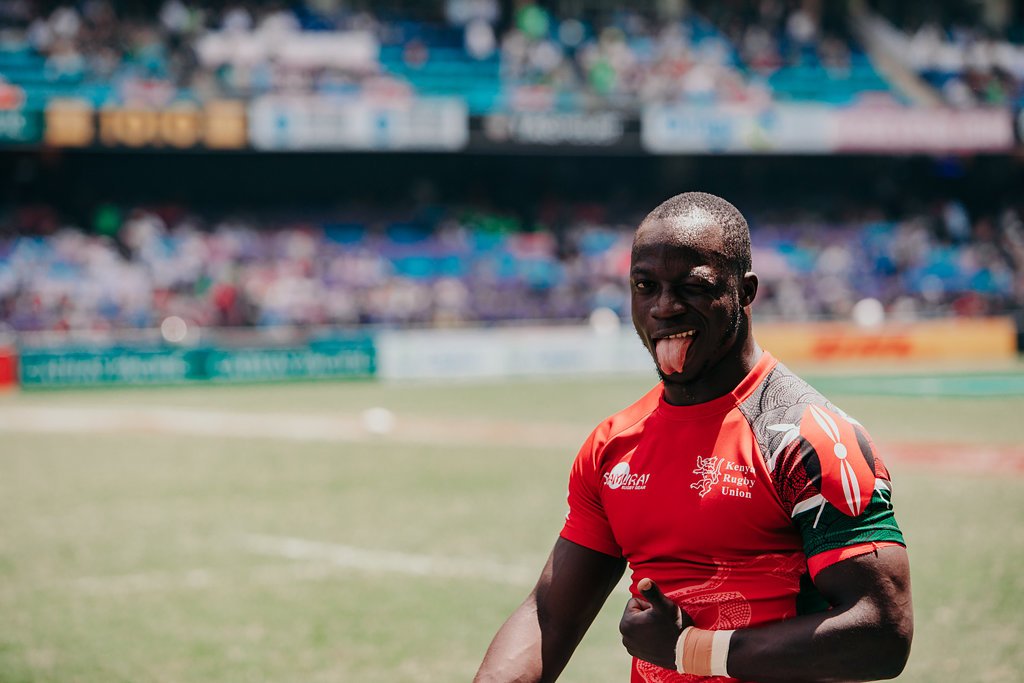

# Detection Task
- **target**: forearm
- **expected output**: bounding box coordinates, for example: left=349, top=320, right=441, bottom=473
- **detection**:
left=475, top=539, right=626, bottom=683
left=474, top=592, right=602, bottom=683
left=726, top=600, right=912, bottom=683
left=474, top=596, right=546, bottom=683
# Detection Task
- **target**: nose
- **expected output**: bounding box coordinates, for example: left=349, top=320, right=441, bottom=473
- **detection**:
left=651, top=288, right=686, bottom=319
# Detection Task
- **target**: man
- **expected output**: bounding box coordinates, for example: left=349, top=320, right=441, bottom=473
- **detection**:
left=474, top=192, right=913, bottom=683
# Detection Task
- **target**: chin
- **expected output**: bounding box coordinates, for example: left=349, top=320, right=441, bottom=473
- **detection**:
left=666, top=355, right=715, bottom=383
left=657, top=366, right=697, bottom=384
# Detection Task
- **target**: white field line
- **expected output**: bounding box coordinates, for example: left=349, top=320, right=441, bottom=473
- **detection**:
left=62, top=537, right=541, bottom=596
left=0, top=405, right=584, bottom=449
left=66, top=564, right=383, bottom=596
left=241, top=534, right=539, bottom=586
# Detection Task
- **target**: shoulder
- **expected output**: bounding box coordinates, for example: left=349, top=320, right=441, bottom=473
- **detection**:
left=582, top=383, right=662, bottom=457
left=736, top=360, right=870, bottom=467
left=741, top=361, right=889, bottom=518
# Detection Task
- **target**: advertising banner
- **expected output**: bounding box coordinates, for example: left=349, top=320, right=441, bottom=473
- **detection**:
left=42, top=99, right=247, bottom=149
left=201, top=338, right=375, bottom=383
left=834, top=106, right=1013, bottom=153
left=44, top=98, right=95, bottom=147
left=642, top=103, right=1014, bottom=154
left=483, top=111, right=625, bottom=146
left=376, top=326, right=650, bottom=380
left=19, top=347, right=196, bottom=388
left=97, top=100, right=248, bottom=149
left=0, top=347, right=17, bottom=389
left=248, top=96, right=468, bottom=151
left=18, top=337, right=375, bottom=388
left=757, top=317, right=1017, bottom=364
left=642, top=104, right=833, bottom=153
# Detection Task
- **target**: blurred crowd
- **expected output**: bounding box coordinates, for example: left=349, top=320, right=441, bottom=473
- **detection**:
left=1, top=200, right=1021, bottom=334
left=500, top=0, right=859, bottom=109
left=0, top=0, right=882, bottom=110
left=866, top=0, right=1024, bottom=107
left=0, top=0, right=402, bottom=105
left=3, top=1, right=1024, bottom=110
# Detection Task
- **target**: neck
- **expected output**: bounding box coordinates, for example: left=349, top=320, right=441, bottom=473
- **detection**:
left=662, top=335, right=762, bottom=407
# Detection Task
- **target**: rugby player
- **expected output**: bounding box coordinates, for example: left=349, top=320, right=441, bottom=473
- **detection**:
left=474, top=192, right=913, bottom=682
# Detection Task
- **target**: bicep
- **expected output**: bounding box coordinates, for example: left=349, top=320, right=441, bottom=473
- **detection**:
left=813, top=544, right=913, bottom=644
left=536, top=537, right=626, bottom=637
left=475, top=538, right=625, bottom=683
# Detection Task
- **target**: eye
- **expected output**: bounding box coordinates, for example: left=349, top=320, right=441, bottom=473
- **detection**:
left=683, top=280, right=717, bottom=295
left=633, top=279, right=654, bottom=293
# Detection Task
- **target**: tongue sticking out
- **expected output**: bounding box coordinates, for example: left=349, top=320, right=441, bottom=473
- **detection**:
left=656, top=336, right=693, bottom=376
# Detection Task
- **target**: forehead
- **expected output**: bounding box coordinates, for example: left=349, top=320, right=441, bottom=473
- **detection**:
left=631, top=213, right=730, bottom=272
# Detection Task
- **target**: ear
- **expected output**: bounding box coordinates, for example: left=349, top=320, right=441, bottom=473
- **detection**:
left=740, top=271, right=758, bottom=307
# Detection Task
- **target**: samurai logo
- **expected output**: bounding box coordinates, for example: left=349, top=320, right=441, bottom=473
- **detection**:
left=691, top=455, right=724, bottom=498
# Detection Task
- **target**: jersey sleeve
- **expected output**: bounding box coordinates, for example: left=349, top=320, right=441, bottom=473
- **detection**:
left=772, top=403, right=905, bottom=577
left=559, top=427, right=622, bottom=558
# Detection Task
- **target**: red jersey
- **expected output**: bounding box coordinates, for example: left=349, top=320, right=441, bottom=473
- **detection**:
left=560, top=351, right=905, bottom=682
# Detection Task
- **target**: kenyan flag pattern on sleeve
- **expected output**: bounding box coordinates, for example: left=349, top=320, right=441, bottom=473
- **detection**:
left=737, top=362, right=906, bottom=562
left=782, top=404, right=904, bottom=559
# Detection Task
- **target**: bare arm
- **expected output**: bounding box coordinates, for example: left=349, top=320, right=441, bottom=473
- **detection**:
left=474, top=537, right=626, bottom=683
left=621, top=545, right=913, bottom=682
left=728, top=545, right=913, bottom=682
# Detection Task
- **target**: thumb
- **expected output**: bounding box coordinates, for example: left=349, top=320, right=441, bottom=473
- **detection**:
left=637, top=578, right=677, bottom=614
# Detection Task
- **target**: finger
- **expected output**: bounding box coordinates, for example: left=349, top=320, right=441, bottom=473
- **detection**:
left=624, top=597, right=651, bottom=613
left=637, top=578, right=678, bottom=614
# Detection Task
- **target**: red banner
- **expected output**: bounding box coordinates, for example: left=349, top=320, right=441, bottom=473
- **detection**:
left=0, top=347, right=17, bottom=389
left=834, top=106, right=1013, bottom=153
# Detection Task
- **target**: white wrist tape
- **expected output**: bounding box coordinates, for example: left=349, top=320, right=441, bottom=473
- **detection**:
left=675, top=626, right=734, bottom=677
left=674, top=626, right=693, bottom=673
left=710, top=629, right=734, bottom=677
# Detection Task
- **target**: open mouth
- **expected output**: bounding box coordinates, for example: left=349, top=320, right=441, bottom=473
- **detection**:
left=654, top=330, right=697, bottom=375
left=659, top=330, right=696, bottom=341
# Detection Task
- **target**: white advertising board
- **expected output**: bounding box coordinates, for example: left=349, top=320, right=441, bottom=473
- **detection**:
left=375, top=326, right=653, bottom=380
left=642, top=103, right=1014, bottom=154
left=249, top=96, right=468, bottom=151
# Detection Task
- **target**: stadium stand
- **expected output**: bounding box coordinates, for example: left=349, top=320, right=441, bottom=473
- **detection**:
left=0, top=1, right=1021, bottom=343
left=2, top=198, right=1021, bottom=332
left=0, top=0, right=897, bottom=112
left=862, top=0, right=1024, bottom=108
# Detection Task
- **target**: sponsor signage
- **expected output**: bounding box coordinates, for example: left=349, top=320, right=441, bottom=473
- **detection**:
left=204, top=99, right=248, bottom=149
left=18, top=337, right=375, bottom=388
left=483, top=111, right=625, bottom=146
left=19, top=347, right=196, bottom=387
left=642, top=104, right=1015, bottom=154
left=0, top=347, right=17, bottom=388
left=43, top=99, right=247, bottom=149
left=248, top=96, right=468, bottom=151
left=98, top=100, right=247, bottom=148
left=833, top=106, right=1013, bottom=153
left=44, top=98, right=95, bottom=147
left=642, top=104, right=832, bottom=153
left=757, top=317, right=1017, bottom=363
left=201, top=339, right=375, bottom=383
left=376, top=326, right=650, bottom=380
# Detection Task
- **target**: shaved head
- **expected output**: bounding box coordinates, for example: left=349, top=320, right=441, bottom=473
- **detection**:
left=635, top=192, right=752, bottom=277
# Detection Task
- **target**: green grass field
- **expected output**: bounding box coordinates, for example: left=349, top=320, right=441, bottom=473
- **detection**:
left=2, top=366, right=1023, bottom=682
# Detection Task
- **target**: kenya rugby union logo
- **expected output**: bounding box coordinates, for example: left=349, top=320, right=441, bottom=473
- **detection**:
left=690, top=455, right=724, bottom=497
